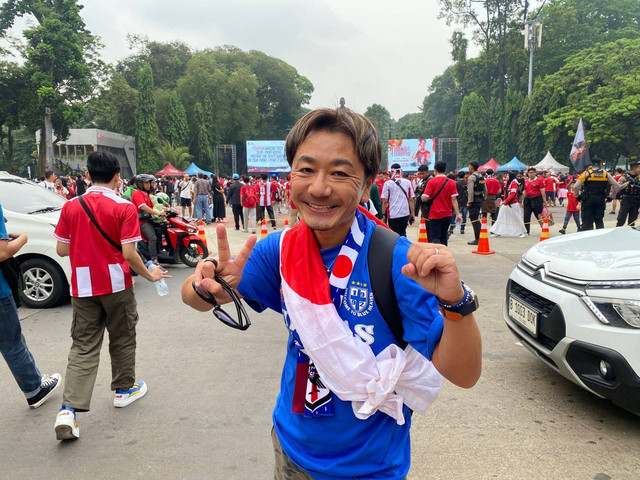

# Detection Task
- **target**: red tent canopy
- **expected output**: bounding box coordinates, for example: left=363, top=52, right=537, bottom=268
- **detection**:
left=155, top=163, right=185, bottom=177
left=478, top=158, right=501, bottom=172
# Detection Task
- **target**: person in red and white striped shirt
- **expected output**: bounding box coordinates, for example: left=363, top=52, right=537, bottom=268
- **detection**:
left=52, top=151, right=169, bottom=441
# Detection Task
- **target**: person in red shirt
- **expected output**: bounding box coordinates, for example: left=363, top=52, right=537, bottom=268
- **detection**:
left=481, top=169, right=501, bottom=224
left=52, top=152, right=168, bottom=441
left=240, top=175, right=258, bottom=234
left=421, top=161, right=461, bottom=245
left=559, top=179, right=581, bottom=233
left=523, top=167, right=547, bottom=235
left=131, top=174, right=166, bottom=267
left=544, top=171, right=558, bottom=206
left=611, top=168, right=624, bottom=215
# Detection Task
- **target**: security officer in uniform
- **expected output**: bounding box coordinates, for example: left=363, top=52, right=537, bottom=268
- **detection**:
left=616, top=160, right=640, bottom=227
left=574, top=156, right=619, bottom=230
left=466, top=161, right=487, bottom=245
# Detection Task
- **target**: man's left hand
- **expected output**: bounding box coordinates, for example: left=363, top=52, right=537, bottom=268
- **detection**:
left=402, top=243, right=465, bottom=305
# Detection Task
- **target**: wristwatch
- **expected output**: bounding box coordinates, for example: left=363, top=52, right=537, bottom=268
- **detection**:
left=438, top=283, right=479, bottom=321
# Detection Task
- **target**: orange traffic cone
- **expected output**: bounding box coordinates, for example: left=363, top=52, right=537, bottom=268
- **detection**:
left=539, top=218, right=550, bottom=241
left=418, top=218, right=428, bottom=243
left=259, top=219, right=268, bottom=240
left=472, top=217, right=495, bottom=255
left=197, top=220, right=208, bottom=248
left=284, top=218, right=289, bottom=229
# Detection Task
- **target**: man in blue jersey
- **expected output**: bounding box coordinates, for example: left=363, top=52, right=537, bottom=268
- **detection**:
left=182, top=108, right=482, bottom=480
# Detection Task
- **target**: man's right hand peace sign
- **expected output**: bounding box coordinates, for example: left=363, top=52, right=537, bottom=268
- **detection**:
left=181, top=225, right=257, bottom=311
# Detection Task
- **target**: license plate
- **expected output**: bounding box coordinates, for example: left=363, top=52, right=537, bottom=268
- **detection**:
left=509, top=295, right=539, bottom=337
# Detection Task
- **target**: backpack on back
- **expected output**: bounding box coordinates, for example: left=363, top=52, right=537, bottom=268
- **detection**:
left=244, top=185, right=258, bottom=208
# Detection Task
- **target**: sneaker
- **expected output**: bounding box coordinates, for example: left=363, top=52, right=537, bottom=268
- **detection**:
left=490, top=233, right=498, bottom=237
left=609, top=211, right=616, bottom=215
left=467, top=239, right=479, bottom=246
left=55, top=406, right=79, bottom=440
left=242, top=229, right=248, bottom=233
left=559, top=228, right=566, bottom=234
left=251, top=230, right=256, bottom=234
left=518, top=233, right=527, bottom=238
left=114, top=381, right=148, bottom=408
left=460, top=230, right=465, bottom=234
left=27, top=373, right=61, bottom=409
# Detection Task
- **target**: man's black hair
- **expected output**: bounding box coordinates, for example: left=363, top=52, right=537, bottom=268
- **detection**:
left=45, top=170, right=54, bottom=179
left=591, top=156, right=602, bottom=165
left=485, top=168, right=494, bottom=175
left=87, top=151, right=120, bottom=184
left=434, top=161, right=446, bottom=173
left=261, top=173, right=268, bottom=180
left=417, top=164, right=429, bottom=172
left=457, top=171, right=466, bottom=179
left=197, top=173, right=204, bottom=178
left=468, top=161, right=479, bottom=170
left=390, top=163, right=401, bottom=170
left=243, top=175, right=250, bottom=183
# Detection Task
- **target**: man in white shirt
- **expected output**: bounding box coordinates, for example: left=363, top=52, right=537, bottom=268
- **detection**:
left=40, top=170, right=56, bottom=192
left=380, top=163, right=415, bottom=237
left=178, top=174, right=194, bottom=218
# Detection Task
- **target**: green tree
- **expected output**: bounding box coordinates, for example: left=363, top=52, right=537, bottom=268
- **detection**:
left=364, top=104, right=393, bottom=169
left=165, top=90, right=189, bottom=147
left=98, top=72, right=138, bottom=135
left=456, top=92, right=488, bottom=164
left=193, top=101, right=213, bottom=169
left=0, top=62, right=27, bottom=173
left=0, top=0, right=102, bottom=175
left=156, top=139, right=192, bottom=171
left=135, top=64, right=160, bottom=173
left=117, top=36, right=192, bottom=91
left=542, top=38, right=640, bottom=161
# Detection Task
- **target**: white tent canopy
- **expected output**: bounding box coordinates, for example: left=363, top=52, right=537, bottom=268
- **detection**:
left=534, top=151, right=570, bottom=173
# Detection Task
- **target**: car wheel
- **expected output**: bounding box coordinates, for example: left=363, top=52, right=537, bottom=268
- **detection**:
left=20, top=258, right=68, bottom=309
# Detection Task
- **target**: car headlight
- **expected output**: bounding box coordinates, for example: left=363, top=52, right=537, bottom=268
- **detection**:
left=583, top=297, right=640, bottom=329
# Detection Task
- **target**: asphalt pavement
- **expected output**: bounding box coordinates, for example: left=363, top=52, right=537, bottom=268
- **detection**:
left=1, top=205, right=638, bottom=480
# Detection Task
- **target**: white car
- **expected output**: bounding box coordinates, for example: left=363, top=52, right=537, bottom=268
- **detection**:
left=0, top=171, right=71, bottom=308
left=504, top=225, right=640, bottom=415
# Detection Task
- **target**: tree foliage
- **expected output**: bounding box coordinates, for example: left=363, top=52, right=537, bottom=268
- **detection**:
left=165, top=90, right=189, bottom=148
left=156, top=139, right=192, bottom=171
left=0, top=0, right=102, bottom=174
left=456, top=92, right=488, bottom=163
left=135, top=64, right=159, bottom=173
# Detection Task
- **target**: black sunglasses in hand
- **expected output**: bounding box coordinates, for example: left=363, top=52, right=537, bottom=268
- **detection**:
left=191, top=260, right=251, bottom=331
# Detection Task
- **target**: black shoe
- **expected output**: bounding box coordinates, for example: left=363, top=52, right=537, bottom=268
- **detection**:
left=467, top=239, right=479, bottom=246
left=27, top=373, right=61, bottom=409
left=559, top=229, right=566, bottom=234
left=460, top=230, right=465, bottom=234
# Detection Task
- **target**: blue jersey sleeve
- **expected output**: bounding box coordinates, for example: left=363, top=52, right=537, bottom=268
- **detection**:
left=391, top=236, right=444, bottom=360
left=237, top=232, right=283, bottom=314
left=0, top=204, right=8, bottom=240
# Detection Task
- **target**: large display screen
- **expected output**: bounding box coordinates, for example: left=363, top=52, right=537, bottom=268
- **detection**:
left=387, top=138, right=436, bottom=172
left=246, top=140, right=289, bottom=172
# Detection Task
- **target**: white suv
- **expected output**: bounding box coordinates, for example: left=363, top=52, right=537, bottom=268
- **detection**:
left=504, top=225, right=640, bottom=415
left=0, top=171, right=71, bottom=308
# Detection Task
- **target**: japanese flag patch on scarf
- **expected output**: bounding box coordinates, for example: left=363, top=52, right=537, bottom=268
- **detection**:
left=279, top=208, right=442, bottom=425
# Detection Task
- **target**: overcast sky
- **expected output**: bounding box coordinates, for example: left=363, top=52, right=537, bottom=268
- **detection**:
left=7, top=0, right=475, bottom=119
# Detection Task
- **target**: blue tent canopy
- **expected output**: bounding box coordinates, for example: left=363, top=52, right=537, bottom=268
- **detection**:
left=497, top=156, right=527, bottom=172
left=184, top=162, right=213, bottom=177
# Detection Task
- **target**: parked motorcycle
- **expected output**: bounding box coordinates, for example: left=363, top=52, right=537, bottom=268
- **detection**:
left=137, top=209, right=208, bottom=267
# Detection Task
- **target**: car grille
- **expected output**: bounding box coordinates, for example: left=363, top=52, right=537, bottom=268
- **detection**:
left=507, top=280, right=566, bottom=350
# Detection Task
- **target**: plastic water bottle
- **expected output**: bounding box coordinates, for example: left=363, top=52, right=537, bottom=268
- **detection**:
left=146, top=261, right=169, bottom=296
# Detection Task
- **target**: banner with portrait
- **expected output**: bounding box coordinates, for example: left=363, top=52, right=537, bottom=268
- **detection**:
left=387, top=138, right=436, bottom=172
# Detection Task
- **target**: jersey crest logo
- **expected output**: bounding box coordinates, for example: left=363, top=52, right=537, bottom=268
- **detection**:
left=343, top=281, right=374, bottom=317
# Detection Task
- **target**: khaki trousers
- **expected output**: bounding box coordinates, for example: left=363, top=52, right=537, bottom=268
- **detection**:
left=63, top=287, right=138, bottom=411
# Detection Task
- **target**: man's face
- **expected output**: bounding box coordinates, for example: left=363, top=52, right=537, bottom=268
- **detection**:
left=142, top=181, right=151, bottom=191
left=289, top=130, right=372, bottom=248
left=631, top=165, right=640, bottom=175
left=528, top=170, right=536, bottom=179
left=418, top=170, right=429, bottom=180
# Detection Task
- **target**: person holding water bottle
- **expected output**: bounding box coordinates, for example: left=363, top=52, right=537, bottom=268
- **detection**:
left=52, top=151, right=170, bottom=441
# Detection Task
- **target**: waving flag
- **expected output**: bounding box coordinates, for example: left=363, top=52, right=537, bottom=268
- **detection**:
left=569, top=118, right=590, bottom=172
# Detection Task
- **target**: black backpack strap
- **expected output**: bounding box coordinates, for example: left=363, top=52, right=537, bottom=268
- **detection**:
left=78, top=196, right=123, bottom=253
left=368, top=225, right=407, bottom=349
